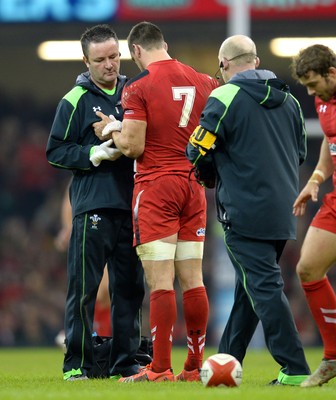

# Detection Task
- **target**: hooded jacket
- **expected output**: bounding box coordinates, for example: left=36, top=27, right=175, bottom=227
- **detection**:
left=46, top=72, right=134, bottom=217
left=188, top=69, right=307, bottom=240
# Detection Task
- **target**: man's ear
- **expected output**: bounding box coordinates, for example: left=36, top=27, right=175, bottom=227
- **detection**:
left=328, top=66, right=336, bottom=77
left=83, top=56, right=89, bottom=68
left=222, top=59, right=230, bottom=70
left=255, top=56, right=260, bottom=68
left=133, top=44, right=141, bottom=58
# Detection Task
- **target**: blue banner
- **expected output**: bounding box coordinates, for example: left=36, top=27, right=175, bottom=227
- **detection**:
left=0, top=0, right=118, bottom=22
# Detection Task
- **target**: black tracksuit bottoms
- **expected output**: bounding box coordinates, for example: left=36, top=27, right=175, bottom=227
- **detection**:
left=218, top=228, right=310, bottom=377
left=63, top=208, right=145, bottom=377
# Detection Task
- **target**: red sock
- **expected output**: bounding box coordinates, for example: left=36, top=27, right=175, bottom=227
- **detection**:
left=183, top=286, right=209, bottom=370
left=150, top=290, right=176, bottom=372
left=302, top=277, right=336, bottom=359
left=94, top=301, right=112, bottom=337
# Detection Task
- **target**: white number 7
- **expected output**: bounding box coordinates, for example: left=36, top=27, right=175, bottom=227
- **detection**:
left=172, top=86, right=196, bottom=127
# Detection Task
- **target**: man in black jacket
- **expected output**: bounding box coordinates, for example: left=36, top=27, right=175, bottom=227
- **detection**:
left=186, top=34, right=310, bottom=385
left=46, top=24, right=144, bottom=381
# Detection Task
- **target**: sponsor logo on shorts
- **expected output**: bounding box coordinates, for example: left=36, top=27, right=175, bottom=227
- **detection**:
left=196, top=227, right=206, bottom=236
left=330, top=143, right=336, bottom=156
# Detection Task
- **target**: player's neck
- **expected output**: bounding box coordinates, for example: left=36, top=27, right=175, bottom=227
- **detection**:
left=143, top=49, right=171, bottom=68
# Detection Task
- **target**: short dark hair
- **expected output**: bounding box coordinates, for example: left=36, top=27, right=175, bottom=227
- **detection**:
left=127, top=21, right=164, bottom=53
left=80, top=24, right=118, bottom=58
left=291, top=44, right=336, bottom=80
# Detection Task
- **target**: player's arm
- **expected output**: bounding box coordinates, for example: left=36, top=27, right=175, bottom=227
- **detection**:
left=112, top=119, right=147, bottom=159
left=315, top=135, right=334, bottom=179
left=293, top=136, right=333, bottom=216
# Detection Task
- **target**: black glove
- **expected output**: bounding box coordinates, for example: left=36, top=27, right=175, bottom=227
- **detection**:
left=193, top=163, right=216, bottom=189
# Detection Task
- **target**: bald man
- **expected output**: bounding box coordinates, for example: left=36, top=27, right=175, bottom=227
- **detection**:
left=186, top=35, right=311, bottom=386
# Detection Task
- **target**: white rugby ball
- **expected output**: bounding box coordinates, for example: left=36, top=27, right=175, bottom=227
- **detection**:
left=200, top=353, right=242, bottom=387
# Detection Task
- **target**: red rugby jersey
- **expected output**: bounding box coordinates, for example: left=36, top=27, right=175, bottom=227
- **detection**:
left=122, top=59, right=218, bottom=182
left=315, top=96, right=336, bottom=187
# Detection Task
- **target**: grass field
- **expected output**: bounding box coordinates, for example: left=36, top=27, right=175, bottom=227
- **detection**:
left=0, top=346, right=335, bottom=400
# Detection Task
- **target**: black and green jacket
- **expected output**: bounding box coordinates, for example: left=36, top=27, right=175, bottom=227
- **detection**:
left=187, top=69, right=307, bottom=240
left=46, top=72, right=134, bottom=217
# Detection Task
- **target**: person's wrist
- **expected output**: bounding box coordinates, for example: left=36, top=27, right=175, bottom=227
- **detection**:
left=308, top=169, right=325, bottom=185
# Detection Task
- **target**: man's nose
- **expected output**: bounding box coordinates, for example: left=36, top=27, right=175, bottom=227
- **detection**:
left=105, top=59, right=114, bottom=68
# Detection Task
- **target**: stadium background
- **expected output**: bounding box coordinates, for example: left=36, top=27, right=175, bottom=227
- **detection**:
left=0, top=0, right=335, bottom=347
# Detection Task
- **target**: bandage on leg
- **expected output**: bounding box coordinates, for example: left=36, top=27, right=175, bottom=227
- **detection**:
left=175, top=241, right=204, bottom=261
left=136, top=240, right=176, bottom=261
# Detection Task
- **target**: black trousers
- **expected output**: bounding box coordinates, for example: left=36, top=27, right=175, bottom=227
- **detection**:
left=63, top=208, right=145, bottom=377
left=218, top=228, right=310, bottom=376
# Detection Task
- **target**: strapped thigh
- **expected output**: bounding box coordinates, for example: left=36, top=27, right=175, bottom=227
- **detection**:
left=175, top=241, right=204, bottom=261
left=136, top=239, right=176, bottom=261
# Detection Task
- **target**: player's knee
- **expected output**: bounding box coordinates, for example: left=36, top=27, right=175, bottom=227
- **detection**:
left=175, top=241, right=204, bottom=261
left=296, top=260, right=315, bottom=283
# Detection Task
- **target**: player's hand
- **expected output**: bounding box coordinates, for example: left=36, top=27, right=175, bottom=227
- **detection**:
left=293, top=181, right=320, bottom=216
left=89, top=139, right=122, bottom=167
left=92, top=111, right=117, bottom=140
left=102, top=114, right=122, bottom=137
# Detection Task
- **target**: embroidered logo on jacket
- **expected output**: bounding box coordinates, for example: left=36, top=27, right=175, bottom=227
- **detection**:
left=93, top=106, right=102, bottom=113
left=90, top=214, right=101, bottom=230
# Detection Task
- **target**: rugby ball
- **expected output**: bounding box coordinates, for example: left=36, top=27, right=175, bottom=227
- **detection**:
left=200, top=353, right=242, bottom=387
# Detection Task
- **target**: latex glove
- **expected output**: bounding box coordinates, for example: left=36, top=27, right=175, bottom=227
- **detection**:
left=89, top=139, right=121, bottom=167
left=102, top=115, right=122, bottom=137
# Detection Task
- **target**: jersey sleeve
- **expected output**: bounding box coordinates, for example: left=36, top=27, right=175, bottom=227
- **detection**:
left=121, top=81, right=147, bottom=122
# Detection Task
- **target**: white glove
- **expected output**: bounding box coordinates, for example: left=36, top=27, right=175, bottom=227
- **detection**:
left=89, top=139, right=121, bottom=167
left=102, top=114, right=122, bottom=137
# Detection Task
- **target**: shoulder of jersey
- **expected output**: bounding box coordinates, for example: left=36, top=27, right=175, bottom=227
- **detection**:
left=125, top=70, right=150, bottom=87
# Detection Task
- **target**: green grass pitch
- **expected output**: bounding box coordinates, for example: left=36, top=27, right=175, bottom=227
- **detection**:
left=0, top=346, right=335, bottom=400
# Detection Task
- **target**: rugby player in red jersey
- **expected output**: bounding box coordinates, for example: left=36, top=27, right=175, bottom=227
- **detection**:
left=101, top=21, right=218, bottom=382
left=292, top=44, right=336, bottom=387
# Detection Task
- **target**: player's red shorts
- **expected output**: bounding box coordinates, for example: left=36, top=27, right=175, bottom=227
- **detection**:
left=132, top=174, right=206, bottom=246
left=311, top=189, right=336, bottom=234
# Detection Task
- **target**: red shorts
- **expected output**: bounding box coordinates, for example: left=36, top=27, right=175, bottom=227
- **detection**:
left=132, top=175, right=206, bottom=246
left=311, top=189, right=336, bottom=234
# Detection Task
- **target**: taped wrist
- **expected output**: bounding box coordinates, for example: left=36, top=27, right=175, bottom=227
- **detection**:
left=308, top=169, right=325, bottom=185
